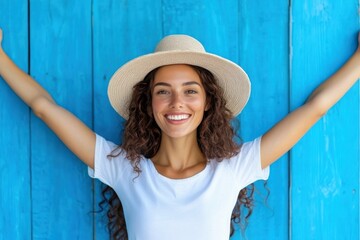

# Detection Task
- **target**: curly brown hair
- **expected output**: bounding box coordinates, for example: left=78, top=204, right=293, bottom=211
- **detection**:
left=99, top=64, right=257, bottom=239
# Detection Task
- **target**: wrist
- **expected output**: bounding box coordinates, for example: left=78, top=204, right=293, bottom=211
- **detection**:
left=0, top=47, right=7, bottom=76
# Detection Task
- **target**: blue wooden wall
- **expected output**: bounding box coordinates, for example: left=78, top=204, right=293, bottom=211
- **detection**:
left=0, top=0, right=359, bottom=239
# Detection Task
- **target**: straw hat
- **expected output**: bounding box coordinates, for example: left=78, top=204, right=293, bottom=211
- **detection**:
left=108, top=34, right=250, bottom=119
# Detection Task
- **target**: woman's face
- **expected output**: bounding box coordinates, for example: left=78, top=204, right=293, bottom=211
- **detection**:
left=151, top=64, right=208, bottom=139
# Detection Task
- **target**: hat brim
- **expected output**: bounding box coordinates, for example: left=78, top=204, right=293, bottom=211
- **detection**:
left=108, top=51, right=250, bottom=119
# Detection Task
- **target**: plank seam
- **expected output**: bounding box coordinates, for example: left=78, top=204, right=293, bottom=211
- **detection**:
left=90, top=0, right=96, bottom=239
left=288, top=0, right=293, bottom=240
left=161, top=0, right=165, bottom=37
left=27, top=0, right=34, bottom=239
left=358, top=0, right=360, bottom=238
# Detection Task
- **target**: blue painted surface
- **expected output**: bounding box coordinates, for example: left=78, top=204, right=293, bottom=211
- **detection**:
left=0, top=0, right=359, bottom=239
left=237, top=1, right=289, bottom=239
left=291, top=1, right=359, bottom=239
left=0, top=0, right=30, bottom=239
left=29, top=0, right=93, bottom=239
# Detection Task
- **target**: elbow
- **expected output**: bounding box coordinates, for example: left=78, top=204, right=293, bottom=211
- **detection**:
left=30, top=96, right=55, bottom=119
left=306, top=95, right=329, bottom=117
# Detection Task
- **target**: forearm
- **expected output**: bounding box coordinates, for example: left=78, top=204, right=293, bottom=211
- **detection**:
left=307, top=50, right=360, bottom=115
left=0, top=47, right=55, bottom=108
left=261, top=46, right=360, bottom=168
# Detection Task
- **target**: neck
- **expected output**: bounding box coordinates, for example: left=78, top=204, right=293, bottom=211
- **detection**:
left=152, top=133, right=206, bottom=171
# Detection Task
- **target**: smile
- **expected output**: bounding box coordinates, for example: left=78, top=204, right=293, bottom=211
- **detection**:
left=165, top=114, right=191, bottom=121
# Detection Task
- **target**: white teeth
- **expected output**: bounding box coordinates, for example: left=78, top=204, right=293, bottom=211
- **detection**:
left=166, top=114, right=190, bottom=120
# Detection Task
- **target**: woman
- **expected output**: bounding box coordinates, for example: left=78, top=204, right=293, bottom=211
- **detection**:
left=0, top=30, right=359, bottom=239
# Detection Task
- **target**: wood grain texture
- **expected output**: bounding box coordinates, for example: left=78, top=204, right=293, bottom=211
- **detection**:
left=0, top=1, right=31, bottom=239
left=237, top=0, right=289, bottom=239
left=92, top=0, right=163, bottom=238
left=291, top=0, right=359, bottom=239
left=29, top=0, right=93, bottom=238
left=162, top=0, right=239, bottom=63
left=0, top=0, right=359, bottom=239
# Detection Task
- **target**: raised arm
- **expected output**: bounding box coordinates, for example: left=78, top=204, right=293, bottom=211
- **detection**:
left=261, top=33, right=360, bottom=169
left=0, top=29, right=95, bottom=168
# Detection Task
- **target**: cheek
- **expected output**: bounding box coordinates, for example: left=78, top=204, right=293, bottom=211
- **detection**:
left=185, top=98, right=206, bottom=110
left=150, top=100, right=161, bottom=126
left=151, top=98, right=162, bottom=112
left=151, top=98, right=168, bottom=118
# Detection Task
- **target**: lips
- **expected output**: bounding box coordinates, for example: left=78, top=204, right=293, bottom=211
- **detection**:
left=165, top=114, right=191, bottom=121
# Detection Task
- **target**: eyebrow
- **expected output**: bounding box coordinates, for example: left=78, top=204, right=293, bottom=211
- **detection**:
left=153, top=81, right=201, bottom=88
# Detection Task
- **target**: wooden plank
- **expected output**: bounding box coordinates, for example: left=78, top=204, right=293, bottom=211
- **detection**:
left=92, top=0, right=163, bottom=238
left=162, top=0, right=239, bottom=63
left=291, top=0, right=359, bottom=239
left=29, top=0, right=93, bottom=238
left=0, top=1, right=31, bottom=239
left=237, top=1, right=289, bottom=239
left=162, top=0, right=289, bottom=239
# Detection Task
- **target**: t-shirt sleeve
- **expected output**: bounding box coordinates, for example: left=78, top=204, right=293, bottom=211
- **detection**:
left=88, top=134, right=130, bottom=188
left=229, top=136, right=270, bottom=191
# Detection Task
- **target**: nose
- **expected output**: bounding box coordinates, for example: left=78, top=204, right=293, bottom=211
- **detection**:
left=169, top=92, right=183, bottom=109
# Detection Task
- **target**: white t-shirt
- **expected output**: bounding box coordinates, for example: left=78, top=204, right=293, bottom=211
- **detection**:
left=88, top=134, right=270, bottom=240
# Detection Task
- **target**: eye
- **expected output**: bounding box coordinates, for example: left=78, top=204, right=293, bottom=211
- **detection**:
left=155, top=89, right=169, bottom=95
left=185, top=89, right=198, bottom=94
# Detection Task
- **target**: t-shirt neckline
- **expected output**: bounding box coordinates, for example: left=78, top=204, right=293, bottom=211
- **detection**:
left=146, top=158, right=210, bottom=183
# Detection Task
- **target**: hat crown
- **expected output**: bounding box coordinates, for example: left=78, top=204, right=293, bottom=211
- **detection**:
left=155, top=35, right=206, bottom=53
